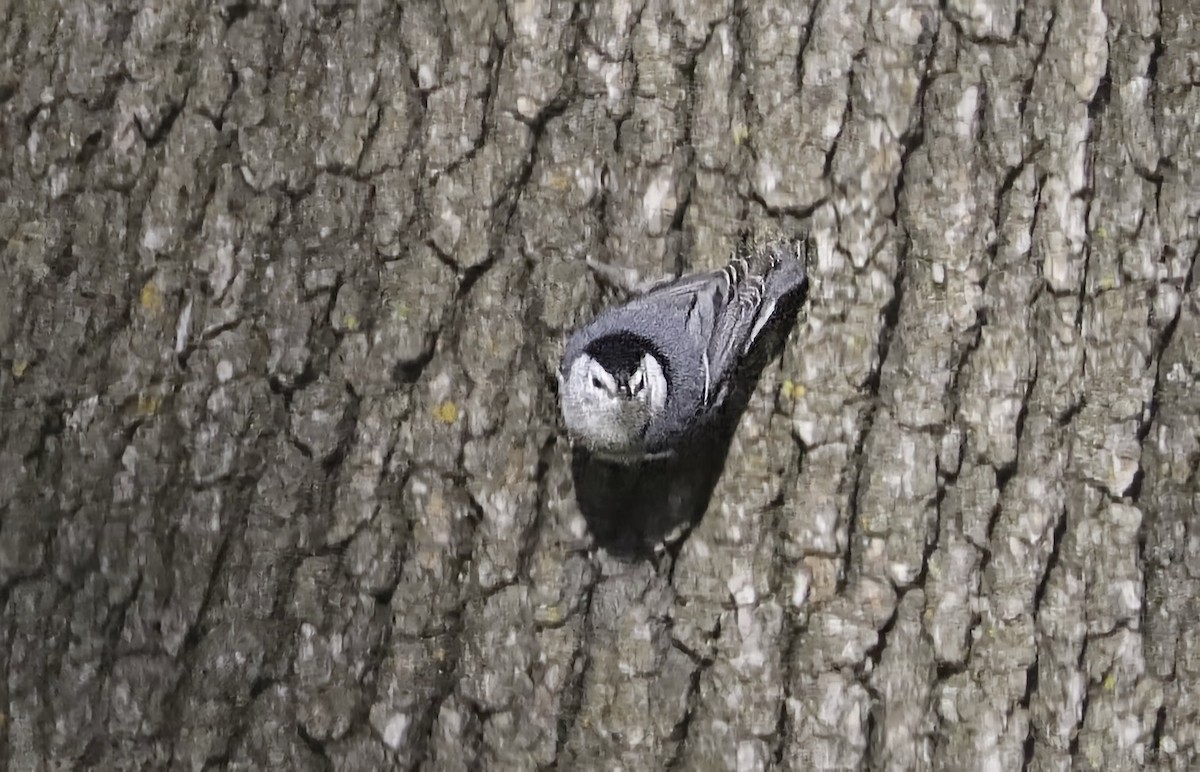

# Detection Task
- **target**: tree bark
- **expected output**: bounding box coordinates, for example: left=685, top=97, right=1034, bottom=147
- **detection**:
left=1, top=0, right=1197, bottom=769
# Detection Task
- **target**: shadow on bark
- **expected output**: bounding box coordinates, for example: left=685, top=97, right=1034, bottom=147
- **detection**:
left=570, top=279, right=809, bottom=559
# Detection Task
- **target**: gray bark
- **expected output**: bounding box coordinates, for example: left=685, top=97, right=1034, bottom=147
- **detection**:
left=1, top=0, right=1197, bottom=769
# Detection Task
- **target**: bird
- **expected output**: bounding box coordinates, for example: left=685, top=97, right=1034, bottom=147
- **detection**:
left=558, top=238, right=809, bottom=462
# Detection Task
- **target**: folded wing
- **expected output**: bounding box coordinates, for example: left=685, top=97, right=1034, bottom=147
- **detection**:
left=696, top=240, right=808, bottom=407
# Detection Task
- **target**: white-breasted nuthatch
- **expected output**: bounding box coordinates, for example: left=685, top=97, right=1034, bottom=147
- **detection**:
left=558, top=238, right=808, bottom=461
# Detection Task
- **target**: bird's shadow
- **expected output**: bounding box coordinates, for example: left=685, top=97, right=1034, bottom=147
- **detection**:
left=570, top=283, right=808, bottom=560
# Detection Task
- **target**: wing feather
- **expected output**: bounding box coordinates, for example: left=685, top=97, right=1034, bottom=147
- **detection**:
left=701, top=277, right=765, bottom=403
left=701, top=241, right=808, bottom=406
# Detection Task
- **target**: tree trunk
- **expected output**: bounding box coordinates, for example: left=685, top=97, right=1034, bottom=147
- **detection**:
left=1, top=0, right=1197, bottom=769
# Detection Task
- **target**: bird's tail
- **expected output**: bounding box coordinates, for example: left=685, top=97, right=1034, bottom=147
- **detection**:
left=758, top=237, right=809, bottom=296
left=742, top=237, right=809, bottom=347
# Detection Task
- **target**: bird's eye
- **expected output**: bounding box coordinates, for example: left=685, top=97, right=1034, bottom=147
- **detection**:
left=591, top=375, right=604, bottom=389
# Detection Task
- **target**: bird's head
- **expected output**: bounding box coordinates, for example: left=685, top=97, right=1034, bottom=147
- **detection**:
left=560, top=348, right=667, bottom=456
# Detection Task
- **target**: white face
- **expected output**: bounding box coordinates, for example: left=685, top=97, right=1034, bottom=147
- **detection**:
left=560, top=352, right=667, bottom=455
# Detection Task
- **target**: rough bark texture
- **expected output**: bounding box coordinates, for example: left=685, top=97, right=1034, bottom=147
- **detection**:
left=1, top=0, right=1198, bottom=770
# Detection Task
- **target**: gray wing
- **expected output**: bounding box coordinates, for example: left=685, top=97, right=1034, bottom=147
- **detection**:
left=710, top=243, right=808, bottom=384
left=641, top=240, right=806, bottom=407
